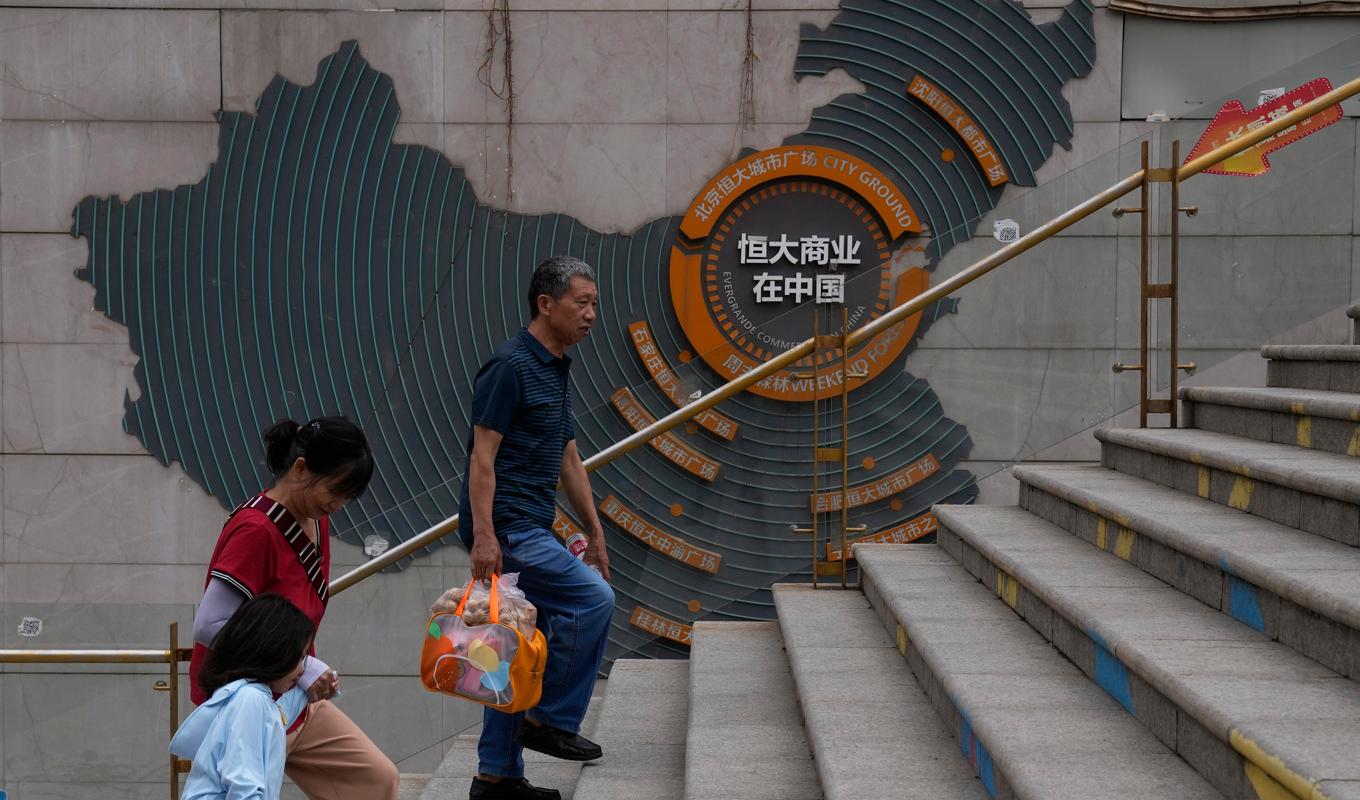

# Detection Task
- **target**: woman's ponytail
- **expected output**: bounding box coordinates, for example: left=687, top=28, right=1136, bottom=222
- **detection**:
left=262, top=418, right=303, bottom=474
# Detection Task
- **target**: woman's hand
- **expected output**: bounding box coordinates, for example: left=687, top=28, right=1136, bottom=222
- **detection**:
left=307, top=669, right=340, bottom=702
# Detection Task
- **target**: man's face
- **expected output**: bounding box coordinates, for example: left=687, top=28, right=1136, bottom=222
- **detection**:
left=543, top=276, right=599, bottom=346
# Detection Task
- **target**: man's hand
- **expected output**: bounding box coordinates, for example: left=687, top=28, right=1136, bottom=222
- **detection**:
left=307, top=670, right=339, bottom=702
left=584, top=530, right=611, bottom=581
left=471, top=529, right=503, bottom=581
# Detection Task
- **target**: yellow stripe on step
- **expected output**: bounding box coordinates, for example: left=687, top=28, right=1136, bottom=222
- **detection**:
left=1114, top=528, right=1135, bottom=560
left=1198, top=467, right=1211, bottom=499
left=1230, top=729, right=1332, bottom=800
left=1230, top=477, right=1255, bottom=511
left=1096, top=518, right=1109, bottom=550
left=1245, top=762, right=1299, bottom=800
left=1348, top=426, right=1360, bottom=457
left=995, top=570, right=1018, bottom=608
left=1296, top=416, right=1312, bottom=449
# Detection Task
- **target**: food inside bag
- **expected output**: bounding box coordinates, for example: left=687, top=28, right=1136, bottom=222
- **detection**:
left=431, top=573, right=538, bottom=638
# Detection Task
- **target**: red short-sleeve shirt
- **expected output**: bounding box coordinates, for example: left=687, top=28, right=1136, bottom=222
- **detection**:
left=190, top=493, right=331, bottom=706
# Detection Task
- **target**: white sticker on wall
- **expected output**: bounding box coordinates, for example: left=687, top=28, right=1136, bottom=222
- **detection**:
left=363, top=535, right=390, bottom=558
left=1257, top=87, right=1285, bottom=106
left=17, top=617, right=42, bottom=637
left=993, top=219, right=1020, bottom=243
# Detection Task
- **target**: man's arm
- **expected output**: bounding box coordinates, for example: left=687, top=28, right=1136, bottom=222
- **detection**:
left=560, top=439, right=610, bottom=581
left=468, top=425, right=505, bottom=580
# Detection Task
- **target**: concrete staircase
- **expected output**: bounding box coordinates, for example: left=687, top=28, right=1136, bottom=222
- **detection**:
left=418, top=331, right=1360, bottom=800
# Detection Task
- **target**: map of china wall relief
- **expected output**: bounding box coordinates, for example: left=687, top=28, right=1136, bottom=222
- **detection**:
left=70, top=0, right=1095, bottom=661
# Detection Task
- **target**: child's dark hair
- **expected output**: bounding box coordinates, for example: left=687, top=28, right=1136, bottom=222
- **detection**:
left=199, top=595, right=315, bottom=697
left=263, top=416, right=374, bottom=499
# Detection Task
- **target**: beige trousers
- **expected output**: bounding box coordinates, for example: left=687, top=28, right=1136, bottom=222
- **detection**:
left=284, top=699, right=400, bottom=800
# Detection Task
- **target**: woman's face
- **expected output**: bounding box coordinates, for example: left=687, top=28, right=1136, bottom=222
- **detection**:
left=303, top=475, right=352, bottom=518
left=286, top=459, right=354, bottom=518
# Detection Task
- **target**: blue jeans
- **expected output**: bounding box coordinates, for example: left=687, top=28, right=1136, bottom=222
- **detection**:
left=465, top=526, right=615, bottom=778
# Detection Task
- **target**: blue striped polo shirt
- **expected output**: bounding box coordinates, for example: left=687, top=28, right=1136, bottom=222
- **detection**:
left=459, top=328, right=575, bottom=539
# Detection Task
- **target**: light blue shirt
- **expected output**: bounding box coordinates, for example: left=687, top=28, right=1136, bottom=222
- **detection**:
left=169, top=679, right=307, bottom=800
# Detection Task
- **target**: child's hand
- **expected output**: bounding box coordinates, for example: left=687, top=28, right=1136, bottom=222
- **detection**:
left=307, top=669, right=340, bottom=702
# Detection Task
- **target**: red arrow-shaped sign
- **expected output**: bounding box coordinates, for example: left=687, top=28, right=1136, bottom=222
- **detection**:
left=1183, top=77, right=1344, bottom=177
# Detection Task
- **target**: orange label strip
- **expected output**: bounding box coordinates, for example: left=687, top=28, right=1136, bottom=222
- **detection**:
left=810, top=454, right=941, bottom=512
left=601, top=494, right=721, bottom=574
left=908, top=75, right=1009, bottom=187
left=627, top=321, right=738, bottom=441
left=825, top=512, right=939, bottom=561
left=629, top=605, right=693, bottom=646
left=552, top=508, right=585, bottom=543
left=609, top=387, right=720, bottom=482
left=679, top=145, right=921, bottom=240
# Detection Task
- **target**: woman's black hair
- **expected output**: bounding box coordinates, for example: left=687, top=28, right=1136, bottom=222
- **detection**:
left=198, top=594, right=315, bottom=697
left=262, top=415, right=374, bottom=499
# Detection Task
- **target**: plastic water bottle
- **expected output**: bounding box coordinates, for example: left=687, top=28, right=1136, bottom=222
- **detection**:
left=565, top=531, right=603, bottom=575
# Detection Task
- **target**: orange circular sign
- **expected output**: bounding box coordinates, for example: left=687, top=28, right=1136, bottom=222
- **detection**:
left=670, top=145, right=929, bottom=402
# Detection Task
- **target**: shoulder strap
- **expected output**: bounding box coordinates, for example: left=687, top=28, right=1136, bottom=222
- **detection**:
left=233, top=495, right=329, bottom=603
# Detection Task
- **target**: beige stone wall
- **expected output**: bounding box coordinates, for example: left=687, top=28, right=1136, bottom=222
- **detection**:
left=0, top=3, right=1355, bottom=797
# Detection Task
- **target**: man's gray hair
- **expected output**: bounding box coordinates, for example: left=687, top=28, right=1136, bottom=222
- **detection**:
left=526, top=256, right=596, bottom=318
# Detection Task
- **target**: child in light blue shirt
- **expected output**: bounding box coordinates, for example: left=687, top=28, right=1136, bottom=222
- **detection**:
left=170, top=594, right=314, bottom=800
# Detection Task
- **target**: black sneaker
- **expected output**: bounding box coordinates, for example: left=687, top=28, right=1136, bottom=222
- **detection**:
left=468, top=776, right=561, bottom=800
left=513, top=719, right=603, bottom=761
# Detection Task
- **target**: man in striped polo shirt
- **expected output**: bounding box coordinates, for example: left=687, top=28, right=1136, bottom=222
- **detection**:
left=458, top=256, right=616, bottom=800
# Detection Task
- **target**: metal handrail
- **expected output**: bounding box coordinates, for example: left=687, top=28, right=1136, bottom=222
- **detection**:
left=330, top=73, right=1360, bottom=595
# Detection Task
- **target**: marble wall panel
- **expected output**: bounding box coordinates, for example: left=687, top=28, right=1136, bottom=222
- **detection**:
left=1167, top=235, right=1353, bottom=349
left=2, top=344, right=141, bottom=455
left=0, top=9, right=219, bottom=123
left=2, top=454, right=226, bottom=565
left=508, top=11, right=668, bottom=125
left=1, top=673, right=183, bottom=781
left=904, top=347, right=1138, bottom=462
left=921, top=235, right=1123, bottom=349
left=0, top=235, right=127, bottom=345
left=506, top=123, right=667, bottom=233
left=223, top=11, right=446, bottom=123
left=0, top=121, right=219, bottom=234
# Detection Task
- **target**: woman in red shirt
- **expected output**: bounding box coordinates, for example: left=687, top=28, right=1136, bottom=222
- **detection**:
left=190, top=416, right=398, bottom=800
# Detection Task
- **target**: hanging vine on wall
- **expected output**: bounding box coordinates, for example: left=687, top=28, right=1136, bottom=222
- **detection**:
left=478, top=0, right=515, bottom=206
left=736, top=0, right=757, bottom=158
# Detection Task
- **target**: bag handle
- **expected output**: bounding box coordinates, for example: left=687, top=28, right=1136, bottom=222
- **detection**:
left=452, top=574, right=500, bottom=624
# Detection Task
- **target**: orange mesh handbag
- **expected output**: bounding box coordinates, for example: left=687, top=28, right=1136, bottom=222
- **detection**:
left=420, top=574, right=548, bottom=713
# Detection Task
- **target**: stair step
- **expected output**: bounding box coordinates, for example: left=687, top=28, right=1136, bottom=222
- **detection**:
left=685, top=621, right=820, bottom=800
left=1096, top=427, right=1360, bottom=547
left=855, top=544, right=1223, bottom=800
left=933, top=505, right=1360, bottom=800
left=418, top=694, right=605, bottom=800
left=1350, top=303, right=1360, bottom=346
left=1261, top=344, right=1360, bottom=392
left=1180, top=386, right=1360, bottom=457
left=1015, top=464, right=1360, bottom=679
left=574, top=660, right=686, bottom=800
left=398, top=774, right=432, bottom=800
left=772, top=584, right=989, bottom=800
